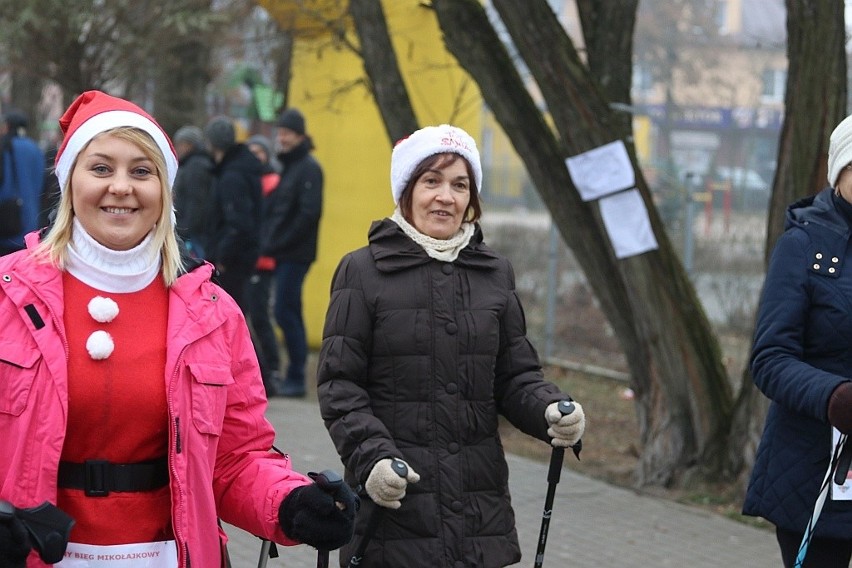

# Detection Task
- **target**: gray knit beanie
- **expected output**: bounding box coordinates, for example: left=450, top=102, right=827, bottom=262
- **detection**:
left=173, top=125, right=205, bottom=150
left=247, top=134, right=274, bottom=164
left=204, top=116, right=235, bottom=151
left=276, top=108, right=306, bottom=135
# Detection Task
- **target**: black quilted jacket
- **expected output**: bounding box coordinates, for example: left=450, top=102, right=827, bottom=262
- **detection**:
left=317, top=218, right=567, bottom=567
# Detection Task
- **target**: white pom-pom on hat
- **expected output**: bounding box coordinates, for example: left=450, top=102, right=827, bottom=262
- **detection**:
left=390, top=124, right=483, bottom=204
left=86, top=330, right=115, bottom=360
left=88, top=296, right=119, bottom=323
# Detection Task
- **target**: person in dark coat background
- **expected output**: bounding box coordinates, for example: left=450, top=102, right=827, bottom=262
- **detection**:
left=0, top=110, right=45, bottom=256
left=172, top=125, right=214, bottom=259
left=260, top=108, right=323, bottom=397
left=316, top=124, right=586, bottom=567
left=743, top=113, right=852, bottom=567
left=204, top=116, right=263, bottom=312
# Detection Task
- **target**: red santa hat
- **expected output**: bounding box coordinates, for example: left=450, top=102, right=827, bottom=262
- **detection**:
left=54, top=90, right=178, bottom=193
left=390, top=124, right=483, bottom=204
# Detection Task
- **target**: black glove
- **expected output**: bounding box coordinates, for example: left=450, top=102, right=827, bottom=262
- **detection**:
left=829, top=382, right=852, bottom=435
left=0, top=511, right=32, bottom=568
left=278, top=473, right=359, bottom=550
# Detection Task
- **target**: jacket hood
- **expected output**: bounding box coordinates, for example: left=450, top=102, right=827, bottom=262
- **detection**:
left=786, top=187, right=849, bottom=238
left=367, top=217, right=500, bottom=273
left=178, top=148, right=214, bottom=167
left=213, top=143, right=262, bottom=177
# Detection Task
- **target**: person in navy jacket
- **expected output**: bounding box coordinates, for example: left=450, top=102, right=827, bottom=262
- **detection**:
left=0, top=110, right=45, bottom=256
left=744, top=114, right=852, bottom=567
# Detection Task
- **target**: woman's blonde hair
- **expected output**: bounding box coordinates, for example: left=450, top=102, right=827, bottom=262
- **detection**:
left=35, top=126, right=185, bottom=286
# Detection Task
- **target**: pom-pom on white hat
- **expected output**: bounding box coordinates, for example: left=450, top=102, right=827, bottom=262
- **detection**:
left=828, top=114, right=852, bottom=188
left=54, top=90, right=178, bottom=193
left=390, top=124, right=483, bottom=204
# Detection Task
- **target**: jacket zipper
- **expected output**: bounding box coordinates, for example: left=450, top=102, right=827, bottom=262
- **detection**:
left=169, top=347, right=188, bottom=566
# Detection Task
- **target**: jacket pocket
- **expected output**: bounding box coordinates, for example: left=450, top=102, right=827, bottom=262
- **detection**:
left=188, top=362, right=234, bottom=436
left=0, top=339, right=40, bottom=416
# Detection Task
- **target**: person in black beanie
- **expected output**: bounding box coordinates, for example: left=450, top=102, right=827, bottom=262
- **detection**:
left=259, top=108, right=324, bottom=397
left=743, top=112, right=852, bottom=567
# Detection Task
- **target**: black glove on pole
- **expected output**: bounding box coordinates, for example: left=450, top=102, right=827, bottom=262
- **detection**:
left=1, top=499, right=74, bottom=565
left=534, top=401, right=578, bottom=568
left=0, top=500, right=32, bottom=568
left=349, top=458, right=408, bottom=567
left=278, top=469, right=358, bottom=554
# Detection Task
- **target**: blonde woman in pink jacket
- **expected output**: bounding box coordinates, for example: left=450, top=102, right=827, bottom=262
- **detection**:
left=0, top=91, right=356, bottom=567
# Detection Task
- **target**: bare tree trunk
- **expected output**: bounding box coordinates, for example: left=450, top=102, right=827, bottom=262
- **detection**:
left=433, top=0, right=732, bottom=486
left=151, top=0, right=217, bottom=134
left=575, top=0, right=638, bottom=136
left=273, top=30, right=295, bottom=110
left=154, top=37, right=213, bottom=136
left=348, top=0, right=419, bottom=144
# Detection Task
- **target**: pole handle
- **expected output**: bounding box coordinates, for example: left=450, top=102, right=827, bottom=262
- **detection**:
left=390, top=458, right=408, bottom=478
left=557, top=400, right=574, bottom=415
left=555, top=400, right=583, bottom=460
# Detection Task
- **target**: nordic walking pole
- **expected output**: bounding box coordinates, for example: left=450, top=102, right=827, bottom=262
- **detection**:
left=309, top=469, right=346, bottom=568
left=258, top=445, right=286, bottom=568
left=257, top=539, right=272, bottom=568
left=348, top=458, right=408, bottom=567
left=534, top=400, right=582, bottom=568
left=256, top=535, right=280, bottom=568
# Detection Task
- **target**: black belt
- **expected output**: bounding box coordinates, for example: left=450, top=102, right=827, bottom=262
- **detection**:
left=57, top=458, right=169, bottom=497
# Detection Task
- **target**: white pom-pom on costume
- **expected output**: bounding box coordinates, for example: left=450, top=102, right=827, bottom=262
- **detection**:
left=86, top=330, right=115, bottom=360
left=88, top=296, right=119, bottom=323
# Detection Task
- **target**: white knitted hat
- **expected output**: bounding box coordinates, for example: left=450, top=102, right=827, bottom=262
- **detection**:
left=390, top=124, right=482, bottom=204
left=828, top=114, right=852, bottom=187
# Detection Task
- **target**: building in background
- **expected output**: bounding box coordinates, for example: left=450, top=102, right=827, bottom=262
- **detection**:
left=631, top=0, right=786, bottom=213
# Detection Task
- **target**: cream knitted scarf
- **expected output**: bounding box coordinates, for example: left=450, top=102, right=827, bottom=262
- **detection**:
left=391, top=208, right=474, bottom=262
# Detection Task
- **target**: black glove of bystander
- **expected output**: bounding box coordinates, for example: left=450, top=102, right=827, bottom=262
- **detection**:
left=828, top=382, right=852, bottom=435
left=278, top=477, right=359, bottom=550
left=0, top=513, right=32, bottom=568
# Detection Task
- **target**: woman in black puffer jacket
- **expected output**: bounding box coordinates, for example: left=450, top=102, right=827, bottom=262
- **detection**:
left=317, top=124, right=586, bottom=568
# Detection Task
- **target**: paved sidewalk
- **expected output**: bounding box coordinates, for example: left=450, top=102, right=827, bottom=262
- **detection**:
left=223, top=396, right=782, bottom=567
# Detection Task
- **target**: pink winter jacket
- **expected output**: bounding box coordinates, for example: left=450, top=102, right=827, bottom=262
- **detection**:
left=0, top=234, right=311, bottom=567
